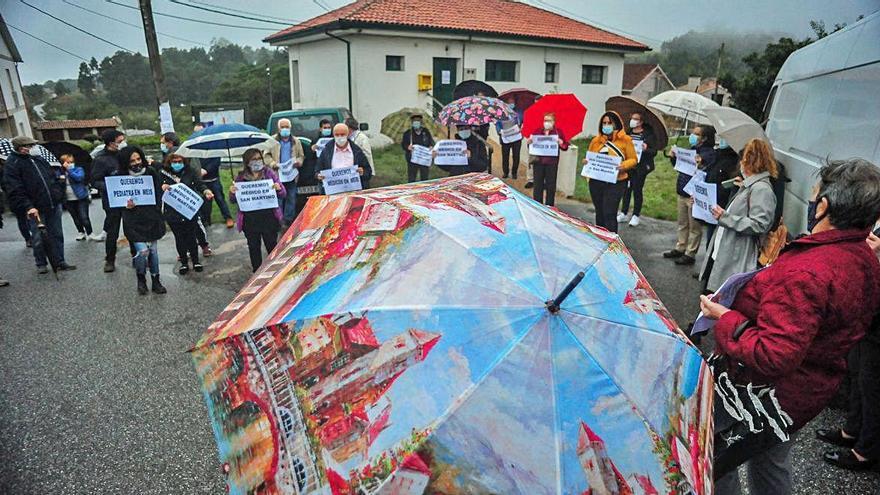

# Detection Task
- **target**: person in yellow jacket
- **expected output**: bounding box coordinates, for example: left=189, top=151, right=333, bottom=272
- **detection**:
left=584, top=111, right=638, bottom=233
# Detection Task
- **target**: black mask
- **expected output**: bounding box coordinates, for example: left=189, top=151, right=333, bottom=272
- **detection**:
left=807, top=197, right=828, bottom=233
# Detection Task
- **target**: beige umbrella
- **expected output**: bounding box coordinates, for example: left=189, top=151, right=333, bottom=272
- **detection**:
left=605, top=96, right=669, bottom=149
left=647, top=90, right=719, bottom=126
left=703, top=106, right=770, bottom=152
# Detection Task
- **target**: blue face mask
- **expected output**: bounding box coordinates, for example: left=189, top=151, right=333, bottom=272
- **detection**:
left=279, top=128, right=291, bottom=138
left=160, top=143, right=168, bottom=153
left=718, top=138, right=729, bottom=149
left=171, top=162, right=185, bottom=173
left=601, top=124, right=614, bottom=136
left=458, top=130, right=472, bottom=139
left=689, top=133, right=700, bottom=147
left=321, top=128, right=332, bottom=137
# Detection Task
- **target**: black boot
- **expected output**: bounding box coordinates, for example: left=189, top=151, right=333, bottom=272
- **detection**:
left=137, top=273, right=148, bottom=295
left=151, top=274, right=167, bottom=294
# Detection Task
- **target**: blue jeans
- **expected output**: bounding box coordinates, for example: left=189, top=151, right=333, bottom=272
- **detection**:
left=202, top=179, right=232, bottom=221
left=28, top=205, right=65, bottom=268
left=131, top=241, right=160, bottom=275
left=281, top=181, right=297, bottom=224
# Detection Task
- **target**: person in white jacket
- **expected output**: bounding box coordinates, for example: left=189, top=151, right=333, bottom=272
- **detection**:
left=346, top=117, right=374, bottom=181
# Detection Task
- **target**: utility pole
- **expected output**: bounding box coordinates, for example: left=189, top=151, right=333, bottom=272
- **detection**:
left=266, top=66, right=274, bottom=114
left=138, top=0, right=173, bottom=132
left=713, top=43, right=725, bottom=105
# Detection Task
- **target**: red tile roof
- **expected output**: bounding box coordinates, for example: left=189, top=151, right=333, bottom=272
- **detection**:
left=35, top=118, right=119, bottom=130
left=265, top=0, right=648, bottom=51
left=622, top=63, right=658, bottom=90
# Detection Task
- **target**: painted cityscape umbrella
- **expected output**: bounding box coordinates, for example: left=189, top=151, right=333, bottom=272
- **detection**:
left=176, top=123, right=277, bottom=179
left=191, top=174, right=713, bottom=495
left=498, top=87, right=540, bottom=112
left=647, top=90, right=720, bottom=127
left=522, top=93, right=587, bottom=139
left=606, top=95, right=669, bottom=150
left=452, top=79, right=498, bottom=100
left=437, top=95, right=515, bottom=127
left=703, top=106, right=770, bottom=153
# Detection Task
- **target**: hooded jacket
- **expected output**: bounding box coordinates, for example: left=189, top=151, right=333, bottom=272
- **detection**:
left=587, top=111, right=639, bottom=181
left=2, top=151, right=66, bottom=214
left=122, top=167, right=166, bottom=242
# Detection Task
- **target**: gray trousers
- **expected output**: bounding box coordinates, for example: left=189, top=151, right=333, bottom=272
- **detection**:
left=715, top=435, right=796, bottom=495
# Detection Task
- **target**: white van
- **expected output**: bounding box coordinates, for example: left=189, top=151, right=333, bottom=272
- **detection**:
left=763, top=11, right=880, bottom=234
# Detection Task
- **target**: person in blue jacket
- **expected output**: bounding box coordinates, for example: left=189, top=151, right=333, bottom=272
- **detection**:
left=58, top=153, right=94, bottom=241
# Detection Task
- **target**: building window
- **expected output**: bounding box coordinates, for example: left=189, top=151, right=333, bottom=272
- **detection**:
left=290, top=60, right=301, bottom=103
left=386, top=55, right=404, bottom=71
left=581, top=65, right=606, bottom=84
left=485, top=60, right=518, bottom=82
left=330, top=354, right=349, bottom=371
left=544, top=62, right=558, bottom=83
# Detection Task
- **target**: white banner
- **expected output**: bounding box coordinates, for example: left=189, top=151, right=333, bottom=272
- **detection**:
left=529, top=134, right=559, bottom=157
left=434, top=139, right=468, bottom=166
left=692, top=180, right=718, bottom=225
left=501, top=124, right=522, bottom=144
left=673, top=146, right=698, bottom=176
left=163, top=183, right=204, bottom=220
left=581, top=151, right=621, bottom=184
left=314, top=137, right=333, bottom=156
left=105, top=176, right=156, bottom=208
left=278, top=158, right=299, bottom=183
left=234, top=179, right=279, bottom=212
left=322, top=166, right=363, bottom=195
left=410, top=144, right=433, bottom=167
left=159, top=101, right=175, bottom=134
left=632, top=138, right=644, bottom=162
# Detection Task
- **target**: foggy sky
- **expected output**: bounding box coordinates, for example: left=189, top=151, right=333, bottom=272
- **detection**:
left=3, top=0, right=877, bottom=84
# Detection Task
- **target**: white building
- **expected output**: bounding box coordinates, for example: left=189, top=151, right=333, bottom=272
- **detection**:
left=0, top=14, right=33, bottom=138
left=265, top=0, right=648, bottom=136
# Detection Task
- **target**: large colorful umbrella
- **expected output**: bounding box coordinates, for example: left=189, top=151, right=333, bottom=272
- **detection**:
left=522, top=93, right=587, bottom=139
left=437, top=95, right=515, bottom=127
left=192, top=174, right=713, bottom=495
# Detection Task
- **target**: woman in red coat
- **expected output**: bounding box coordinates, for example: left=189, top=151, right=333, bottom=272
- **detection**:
left=701, top=158, right=880, bottom=495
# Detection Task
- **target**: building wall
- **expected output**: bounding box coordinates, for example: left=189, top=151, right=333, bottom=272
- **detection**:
left=284, top=32, right=628, bottom=137
left=0, top=53, right=33, bottom=138
left=629, top=70, right=674, bottom=104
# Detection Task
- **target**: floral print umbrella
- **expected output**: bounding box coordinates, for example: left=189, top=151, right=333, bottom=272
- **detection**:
left=437, top=95, right=516, bottom=126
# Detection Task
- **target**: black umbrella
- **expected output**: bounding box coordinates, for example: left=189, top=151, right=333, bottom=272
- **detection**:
left=42, top=141, right=94, bottom=181
left=34, top=212, right=63, bottom=279
left=452, top=80, right=498, bottom=100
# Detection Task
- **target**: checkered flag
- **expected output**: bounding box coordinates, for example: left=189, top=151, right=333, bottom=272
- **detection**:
left=0, top=138, right=13, bottom=160
left=34, top=145, right=59, bottom=165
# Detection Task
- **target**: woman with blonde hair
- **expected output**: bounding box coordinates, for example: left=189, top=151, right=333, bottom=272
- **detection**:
left=699, top=138, right=778, bottom=293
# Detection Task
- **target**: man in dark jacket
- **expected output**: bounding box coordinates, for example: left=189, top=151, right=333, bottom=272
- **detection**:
left=401, top=114, right=435, bottom=182
left=91, top=129, right=126, bottom=272
left=438, top=126, right=488, bottom=177
left=2, top=136, right=76, bottom=273
left=317, top=123, right=373, bottom=189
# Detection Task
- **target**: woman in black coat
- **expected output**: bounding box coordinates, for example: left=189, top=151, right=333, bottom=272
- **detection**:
left=118, top=146, right=167, bottom=295
left=702, top=138, right=740, bottom=246
left=160, top=153, right=213, bottom=274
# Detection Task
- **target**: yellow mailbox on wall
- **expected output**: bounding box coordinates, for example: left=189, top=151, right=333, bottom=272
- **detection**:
left=417, top=73, right=433, bottom=91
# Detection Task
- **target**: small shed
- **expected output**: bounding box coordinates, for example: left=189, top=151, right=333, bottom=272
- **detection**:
left=34, top=117, right=121, bottom=142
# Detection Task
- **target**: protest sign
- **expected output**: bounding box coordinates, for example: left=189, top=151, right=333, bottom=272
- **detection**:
left=159, top=101, right=175, bottom=133
left=163, top=183, right=204, bottom=220
left=691, top=180, right=718, bottom=225
left=278, top=158, right=300, bottom=183
left=632, top=138, right=644, bottom=162
left=434, top=140, right=468, bottom=166
left=581, top=151, right=621, bottom=184
left=410, top=144, right=433, bottom=167
left=314, top=137, right=333, bottom=156
left=105, top=176, right=156, bottom=208
left=234, top=179, right=279, bottom=212
left=501, top=124, right=522, bottom=144
left=673, top=146, right=698, bottom=176
left=322, top=166, right=363, bottom=195
left=529, top=135, right=559, bottom=157
left=692, top=268, right=764, bottom=334
left=683, top=170, right=707, bottom=197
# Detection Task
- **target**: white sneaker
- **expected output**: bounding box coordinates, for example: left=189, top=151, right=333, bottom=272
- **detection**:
left=75, top=232, right=87, bottom=241
left=89, top=232, right=107, bottom=242
left=616, top=212, right=627, bottom=222
left=628, top=215, right=641, bottom=227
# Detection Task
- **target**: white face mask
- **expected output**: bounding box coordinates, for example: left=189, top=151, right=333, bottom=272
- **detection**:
left=629, top=119, right=640, bottom=129
left=543, top=121, right=553, bottom=130
left=334, top=136, right=348, bottom=147
left=249, top=160, right=265, bottom=172
left=117, top=140, right=128, bottom=150
left=29, top=147, right=41, bottom=156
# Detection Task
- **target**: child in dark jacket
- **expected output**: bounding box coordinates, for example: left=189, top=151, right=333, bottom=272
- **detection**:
left=160, top=153, right=213, bottom=274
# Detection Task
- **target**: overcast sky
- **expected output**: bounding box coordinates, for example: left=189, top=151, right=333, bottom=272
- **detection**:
left=4, top=0, right=877, bottom=84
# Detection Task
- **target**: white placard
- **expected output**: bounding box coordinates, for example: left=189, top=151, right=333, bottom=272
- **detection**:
left=105, top=176, right=156, bottom=208
left=683, top=170, right=707, bottom=197
left=315, top=137, right=333, bottom=156
left=278, top=158, right=299, bottom=183
left=692, top=180, right=718, bottom=225
left=163, top=183, right=204, bottom=220
left=159, top=101, right=174, bottom=133
left=441, top=70, right=451, bottom=84
left=632, top=138, right=644, bottom=162
left=581, top=151, right=621, bottom=184
left=673, top=146, right=698, bottom=176
left=529, top=135, right=559, bottom=157
left=234, top=179, right=279, bottom=212
left=434, top=139, right=468, bottom=166
left=322, top=166, right=363, bottom=195
left=410, top=144, right=433, bottom=167
left=501, top=124, right=522, bottom=144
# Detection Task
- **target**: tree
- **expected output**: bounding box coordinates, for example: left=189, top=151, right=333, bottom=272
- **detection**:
left=77, top=62, right=96, bottom=96
left=54, top=80, right=70, bottom=96
left=24, top=83, right=47, bottom=105
left=98, top=51, right=154, bottom=106
left=211, top=62, right=290, bottom=128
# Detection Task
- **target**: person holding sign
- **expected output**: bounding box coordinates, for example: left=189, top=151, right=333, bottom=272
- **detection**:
left=436, top=126, right=488, bottom=177
left=618, top=112, right=658, bottom=227
left=160, top=153, right=213, bottom=275
left=524, top=113, right=568, bottom=206
left=317, top=123, right=373, bottom=188
left=401, top=114, right=435, bottom=182
left=311, top=119, right=334, bottom=155
left=117, top=146, right=167, bottom=295
left=265, top=118, right=305, bottom=226
left=699, top=139, right=777, bottom=293
left=495, top=96, right=524, bottom=179
left=584, top=112, right=637, bottom=232
left=664, top=125, right=717, bottom=266
left=229, top=148, right=287, bottom=272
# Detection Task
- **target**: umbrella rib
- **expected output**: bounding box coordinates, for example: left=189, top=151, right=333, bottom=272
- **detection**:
left=549, top=320, right=564, bottom=495
left=512, top=195, right=568, bottom=298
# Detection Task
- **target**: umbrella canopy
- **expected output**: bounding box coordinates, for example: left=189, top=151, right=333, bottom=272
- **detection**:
left=452, top=79, right=498, bottom=100
left=42, top=141, right=93, bottom=178
left=498, top=87, right=540, bottom=112
left=380, top=108, right=445, bottom=144
left=192, top=174, right=713, bottom=495
left=437, top=96, right=515, bottom=127
left=176, top=123, right=276, bottom=159
left=647, top=91, right=720, bottom=126
left=703, top=106, right=770, bottom=152
left=523, top=93, right=587, bottom=139
left=605, top=96, right=669, bottom=150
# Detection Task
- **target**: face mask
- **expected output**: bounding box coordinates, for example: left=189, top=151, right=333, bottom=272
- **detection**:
left=160, top=143, right=168, bottom=153
left=171, top=162, right=185, bottom=173
left=509, top=103, right=516, bottom=110
left=412, top=121, right=422, bottom=130
left=688, top=134, right=699, bottom=147
left=118, top=141, right=128, bottom=150
left=458, top=130, right=471, bottom=139
left=129, top=165, right=144, bottom=175
left=807, top=197, right=829, bottom=233
left=279, top=128, right=291, bottom=138
left=544, top=121, right=553, bottom=130
left=332, top=136, right=347, bottom=147
left=629, top=119, right=640, bottom=129
left=602, top=124, right=614, bottom=136
left=29, top=147, right=41, bottom=156
left=718, top=138, right=729, bottom=149
left=321, top=128, right=332, bottom=137
left=249, top=160, right=265, bottom=172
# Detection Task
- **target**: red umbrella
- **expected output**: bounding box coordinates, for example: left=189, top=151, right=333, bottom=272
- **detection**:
left=498, top=88, right=539, bottom=112
left=522, top=93, right=587, bottom=140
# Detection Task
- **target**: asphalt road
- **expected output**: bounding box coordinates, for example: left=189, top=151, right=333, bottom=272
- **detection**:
left=0, top=195, right=877, bottom=494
